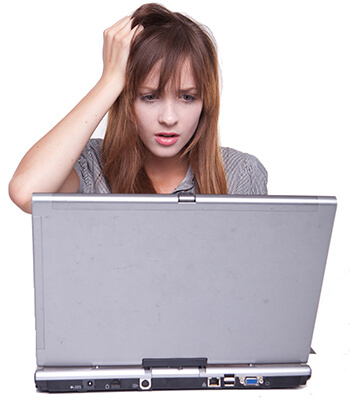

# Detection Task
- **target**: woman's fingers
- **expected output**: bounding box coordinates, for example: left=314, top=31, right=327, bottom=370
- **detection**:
left=104, top=15, right=132, bottom=35
left=101, top=17, right=134, bottom=85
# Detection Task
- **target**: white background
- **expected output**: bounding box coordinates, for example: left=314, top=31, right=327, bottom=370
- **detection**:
left=1, top=0, right=349, bottom=399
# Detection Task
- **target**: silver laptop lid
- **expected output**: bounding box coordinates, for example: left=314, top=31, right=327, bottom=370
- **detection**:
left=32, top=194, right=336, bottom=367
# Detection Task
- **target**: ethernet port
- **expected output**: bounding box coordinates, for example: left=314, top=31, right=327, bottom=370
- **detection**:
left=208, top=377, right=221, bottom=387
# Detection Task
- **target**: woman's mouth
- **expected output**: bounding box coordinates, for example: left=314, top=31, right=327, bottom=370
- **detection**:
left=155, top=133, right=180, bottom=146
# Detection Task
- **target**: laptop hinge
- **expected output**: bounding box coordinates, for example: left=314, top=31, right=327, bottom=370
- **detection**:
left=142, top=358, right=207, bottom=369
left=178, top=193, right=196, bottom=203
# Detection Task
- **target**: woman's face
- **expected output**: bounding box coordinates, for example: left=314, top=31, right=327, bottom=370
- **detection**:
left=134, top=61, right=203, bottom=161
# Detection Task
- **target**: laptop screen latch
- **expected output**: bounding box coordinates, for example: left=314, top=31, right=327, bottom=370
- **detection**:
left=178, top=193, right=196, bottom=203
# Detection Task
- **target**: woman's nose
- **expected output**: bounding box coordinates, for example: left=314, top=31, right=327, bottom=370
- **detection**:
left=158, top=99, right=179, bottom=126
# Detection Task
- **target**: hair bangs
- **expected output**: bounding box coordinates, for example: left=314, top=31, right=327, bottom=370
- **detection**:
left=128, top=25, right=204, bottom=100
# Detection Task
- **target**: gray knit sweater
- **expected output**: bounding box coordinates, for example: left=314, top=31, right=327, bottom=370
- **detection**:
left=74, top=138, right=268, bottom=195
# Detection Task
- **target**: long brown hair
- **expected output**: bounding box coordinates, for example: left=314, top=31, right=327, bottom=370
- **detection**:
left=102, top=3, right=228, bottom=194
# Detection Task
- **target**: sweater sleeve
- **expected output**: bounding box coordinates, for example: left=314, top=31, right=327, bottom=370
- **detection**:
left=73, top=138, right=111, bottom=193
left=240, top=153, right=268, bottom=195
left=221, top=147, right=268, bottom=195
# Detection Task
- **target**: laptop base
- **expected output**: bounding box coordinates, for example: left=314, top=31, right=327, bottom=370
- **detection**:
left=35, top=364, right=311, bottom=392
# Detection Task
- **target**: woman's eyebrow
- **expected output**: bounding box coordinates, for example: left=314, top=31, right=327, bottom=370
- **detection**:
left=139, top=86, right=158, bottom=92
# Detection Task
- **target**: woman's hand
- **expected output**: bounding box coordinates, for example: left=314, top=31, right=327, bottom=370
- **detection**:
left=101, top=16, right=143, bottom=93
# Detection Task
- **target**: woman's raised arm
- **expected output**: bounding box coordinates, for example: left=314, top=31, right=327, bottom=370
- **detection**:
left=9, top=16, right=142, bottom=213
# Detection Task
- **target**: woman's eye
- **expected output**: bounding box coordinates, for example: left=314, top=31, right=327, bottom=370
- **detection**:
left=141, top=94, right=157, bottom=102
left=181, top=94, right=196, bottom=102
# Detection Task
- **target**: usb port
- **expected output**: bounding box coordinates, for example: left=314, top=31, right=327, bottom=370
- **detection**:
left=223, top=375, right=235, bottom=387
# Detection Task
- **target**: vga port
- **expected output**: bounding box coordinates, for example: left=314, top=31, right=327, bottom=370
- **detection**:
left=239, top=376, right=263, bottom=386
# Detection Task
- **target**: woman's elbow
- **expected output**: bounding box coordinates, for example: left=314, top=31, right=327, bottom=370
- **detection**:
left=8, top=178, right=32, bottom=214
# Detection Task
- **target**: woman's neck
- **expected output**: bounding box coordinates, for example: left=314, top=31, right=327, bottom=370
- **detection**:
left=144, top=152, right=190, bottom=194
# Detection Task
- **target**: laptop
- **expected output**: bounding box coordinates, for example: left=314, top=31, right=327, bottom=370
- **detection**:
left=31, top=193, right=336, bottom=392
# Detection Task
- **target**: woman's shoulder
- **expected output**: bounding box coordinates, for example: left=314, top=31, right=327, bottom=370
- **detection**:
left=220, top=146, right=268, bottom=195
left=220, top=146, right=267, bottom=173
left=82, top=137, right=103, bottom=156
left=74, top=138, right=110, bottom=193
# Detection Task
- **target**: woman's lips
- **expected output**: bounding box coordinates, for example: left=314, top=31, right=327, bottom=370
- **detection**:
left=155, top=132, right=180, bottom=146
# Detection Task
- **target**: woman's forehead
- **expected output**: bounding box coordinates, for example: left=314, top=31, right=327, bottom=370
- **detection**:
left=140, top=59, right=197, bottom=91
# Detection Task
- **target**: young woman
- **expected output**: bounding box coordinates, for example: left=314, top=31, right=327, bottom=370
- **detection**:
left=9, top=3, right=267, bottom=213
